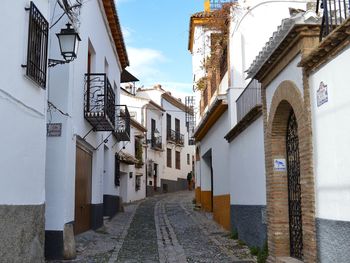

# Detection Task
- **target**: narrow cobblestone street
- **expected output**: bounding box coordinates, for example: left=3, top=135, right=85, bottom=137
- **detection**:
left=49, top=191, right=256, bottom=263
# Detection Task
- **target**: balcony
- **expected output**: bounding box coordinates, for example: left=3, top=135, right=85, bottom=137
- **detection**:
left=84, top=73, right=115, bottom=131
left=236, top=79, right=261, bottom=122
left=317, top=0, right=350, bottom=40
left=166, top=129, right=184, bottom=146
left=151, top=136, right=162, bottom=150
left=114, top=105, right=130, bottom=142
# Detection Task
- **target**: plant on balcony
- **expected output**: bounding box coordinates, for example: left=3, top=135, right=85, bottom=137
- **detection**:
left=201, top=3, right=231, bottom=75
left=135, top=139, right=143, bottom=168
left=195, top=76, right=208, bottom=91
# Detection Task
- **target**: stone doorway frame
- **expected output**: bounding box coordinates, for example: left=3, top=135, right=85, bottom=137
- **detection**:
left=263, top=80, right=317, bottom=262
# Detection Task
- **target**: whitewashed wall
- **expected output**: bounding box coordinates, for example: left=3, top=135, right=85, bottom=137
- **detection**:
left=199, top=111, right=230, bottom=195
left=229, top=117, right=266, bottom=205
left=46, top=0, right=123, bottom=230
left=309, top=46, right=350, bottom=222
left=265, top=55, right=303, bottom=119
left=120, top=91, right=147, bottom=124
left=0, top=0, right=49, bottom=206
left=229, top=1, right=306, bottom=126
left=119, top=126, right=146, bottom=203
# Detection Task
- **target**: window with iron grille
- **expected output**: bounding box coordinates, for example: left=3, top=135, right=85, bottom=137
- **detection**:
left=167, top=148, right=172, bottom=168
left=25, top=1, right=49, bottom=89
left=115, top=154, right=120, bottom=186
left=187, top=154, right=190, bottom=165
left=175, top=151, right=181, bottom=170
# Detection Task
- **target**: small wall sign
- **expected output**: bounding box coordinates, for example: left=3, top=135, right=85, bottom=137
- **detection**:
left=47, top=123, right=62, bottom=137
left=274, top=159, right=286, bottom=172
left=317, top=81, right=328, bottom=107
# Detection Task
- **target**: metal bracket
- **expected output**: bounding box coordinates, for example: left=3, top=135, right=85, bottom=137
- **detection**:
left=96, top=132, right=113, bottom=150
left=49, top=59, right=67, bottom=67
left=82, top=127, right=95, bottom=139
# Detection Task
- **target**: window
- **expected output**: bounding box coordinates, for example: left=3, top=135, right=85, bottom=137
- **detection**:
left=114, top=154, right=120, bottom=186
left=151, top=118, right=156, bottom=147
left=135, top=175, right=141, bottom=191
left=175, top=118, right=180, bottom=133
left=167, top=148, right=172, bottom=168
left=25, top=1, right=49, bottom=88
left=166, top=114, right=171, bottom=140
left=176, top=151, right=181, bottom=170
left=187, top=154, right=190, bottom=165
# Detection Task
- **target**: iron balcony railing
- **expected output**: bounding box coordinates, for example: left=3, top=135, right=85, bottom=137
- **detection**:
left=188, top=138, right=195, bottom=146
left=84, top=73, right=115, bottom=131
left=317, top=0, right=350, bottom=40
left=114, top=105, right=130, bottom=142
left=166, top=129, right=185, bottom=146
left=236, top=79, right=261, bottom=123
left=151, top=136, right=162, bottom=150
left=210, top=0, right=237, bottom=10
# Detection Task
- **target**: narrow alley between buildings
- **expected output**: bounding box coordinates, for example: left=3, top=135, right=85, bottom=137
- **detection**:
left=48, top=191, right=256, bottom=263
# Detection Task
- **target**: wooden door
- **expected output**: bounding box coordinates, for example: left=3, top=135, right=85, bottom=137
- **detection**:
left=74, top=144, right=92, bottom=235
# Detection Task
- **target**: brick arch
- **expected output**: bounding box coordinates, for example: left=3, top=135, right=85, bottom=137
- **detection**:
left=265, top=80, right=317, bottom=262
left=267, top=80, right=304, bottom=135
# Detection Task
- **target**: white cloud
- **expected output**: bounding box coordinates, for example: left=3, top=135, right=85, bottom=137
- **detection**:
left=121, top=26, right=134, bottom=44
left=161, top=82, right=194, bottom=99
left=126, top=47, right=166, bottom=83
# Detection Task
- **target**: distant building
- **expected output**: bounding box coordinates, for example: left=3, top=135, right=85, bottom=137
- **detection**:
left=137, top=85, right=195, bottom=193
left=119, top=116, right=147, bottom=203
left=121, top=85, right=195, bottom=195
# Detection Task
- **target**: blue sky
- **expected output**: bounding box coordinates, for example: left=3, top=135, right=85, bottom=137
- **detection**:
left=115, top=0, right=204, bottom=99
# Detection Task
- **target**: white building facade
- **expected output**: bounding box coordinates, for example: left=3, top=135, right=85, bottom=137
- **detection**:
left=136, top=86, right=195, bottom=192
left=45, top=0, right=129, bottom=259
left=0, top=1, right=49, bottom=261
left=226, top=0, right=308, bottom=248
left=189, top=0, right=311, bottom=240
left=119, top=119, right=147, bottom=203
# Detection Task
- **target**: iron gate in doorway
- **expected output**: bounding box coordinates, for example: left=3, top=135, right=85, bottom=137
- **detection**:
left=286, top=112, right=303, bottom=260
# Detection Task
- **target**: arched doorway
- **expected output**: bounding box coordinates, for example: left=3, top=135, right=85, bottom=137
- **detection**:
left=286, top=111, right=303, bottom=259
left=265, top=80, right=317, bottom=262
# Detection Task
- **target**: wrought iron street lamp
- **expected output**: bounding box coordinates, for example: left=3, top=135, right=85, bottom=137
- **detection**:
left=49, top=23, right=81, bottom=67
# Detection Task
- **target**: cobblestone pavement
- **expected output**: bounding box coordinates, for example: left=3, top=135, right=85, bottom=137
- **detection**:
left=47, top=191, right=256, bottom=263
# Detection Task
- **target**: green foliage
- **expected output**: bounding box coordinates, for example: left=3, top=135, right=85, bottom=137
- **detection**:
left=135, top=139, right=143, bottom=167
left=248, top=242, right=268, bottom=263
left=230, top=229, right=238, bottom=240
left=249, top=246, right=259, bottom=256
left=256, top=242, right=268, bottom=263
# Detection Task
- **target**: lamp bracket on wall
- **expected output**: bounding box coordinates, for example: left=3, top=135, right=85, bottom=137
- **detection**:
left=48, top=59, right=67, bottom=67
